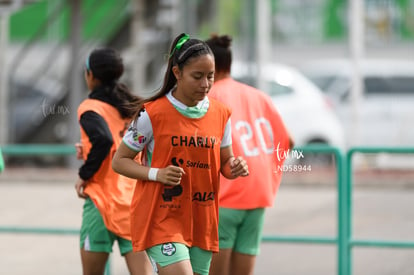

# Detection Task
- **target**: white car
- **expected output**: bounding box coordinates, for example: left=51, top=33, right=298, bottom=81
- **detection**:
left=231, top=61, right=346, bottom=162
left=299, top=58, right=414, bottom=147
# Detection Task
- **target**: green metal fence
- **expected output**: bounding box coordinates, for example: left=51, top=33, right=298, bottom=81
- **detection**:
left=0, top=226, right=112, bottom=275
left=1, top=144, right=76, bottom=155
left=344, top=147, right=414, bottom=275
left=261, top=144, right=346, bottom=275
left=1, top=144, right=414, bottom=275
left=0, top=144, right=110, bottom=274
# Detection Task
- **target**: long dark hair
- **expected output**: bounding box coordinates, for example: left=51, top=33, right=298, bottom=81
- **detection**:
left=133, top=33, right=213, bottom=119
left=205, top=34, right=232, bottom=74
left=87, top=48, right=140, bottom=119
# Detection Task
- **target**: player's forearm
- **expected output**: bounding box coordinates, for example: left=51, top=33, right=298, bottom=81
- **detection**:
left=112, top=156, right=149, bottom=180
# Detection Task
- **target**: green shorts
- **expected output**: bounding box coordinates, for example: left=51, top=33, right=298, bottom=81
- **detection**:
left=218, top=207, right=265, bottom=255
left=147, top=243, right=212, bottom=275
left=80, top=198, right=133, bottom=255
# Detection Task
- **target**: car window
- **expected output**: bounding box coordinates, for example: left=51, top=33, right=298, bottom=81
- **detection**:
left=364, top=77, right=389, bottom=94
left=264, top=81, right=293, bottom=96
left=235, top=76, right=293, bottom=96
left=306, top=75, right=350, bottom=100
left=307, top=75, right=336, bottom=91
left=365, top=76, right=414, bottom=95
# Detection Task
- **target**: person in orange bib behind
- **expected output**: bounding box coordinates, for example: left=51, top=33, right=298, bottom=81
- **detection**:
left=112, top=33, right=249, bottom=275
left=206, top=34, right=294, bottom=275
left=75, top=48, right=153, bottom=275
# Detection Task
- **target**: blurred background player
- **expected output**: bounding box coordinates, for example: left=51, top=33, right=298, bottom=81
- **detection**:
left=76, top=48, right=153, bottom=275
left=206, top=34, right=294, bottom=275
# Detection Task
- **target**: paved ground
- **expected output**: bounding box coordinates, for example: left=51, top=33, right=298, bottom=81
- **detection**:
left=1, top=167, right=414, bottom=275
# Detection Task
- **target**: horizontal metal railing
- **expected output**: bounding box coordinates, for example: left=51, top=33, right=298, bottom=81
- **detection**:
left=1, top=144, right=414, bottom=275
left=0, top=143, right=109, bottom=274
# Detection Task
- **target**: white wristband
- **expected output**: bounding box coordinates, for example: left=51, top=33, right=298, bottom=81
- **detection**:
left=148, top=168, right=159, bottom=181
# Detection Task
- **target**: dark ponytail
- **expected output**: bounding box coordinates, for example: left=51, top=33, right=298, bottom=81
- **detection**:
left=133, top=33, right=213, bottom=119
left=205, top=34, right=232, bottom=74
left=87, top=48, right=140, bottom=119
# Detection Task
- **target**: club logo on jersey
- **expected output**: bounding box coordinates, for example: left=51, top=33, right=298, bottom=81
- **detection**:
left=161, top=243, right=176, bottom=256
